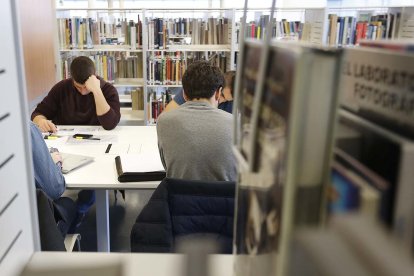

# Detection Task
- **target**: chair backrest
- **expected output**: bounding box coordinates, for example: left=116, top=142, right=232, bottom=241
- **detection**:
left=36, top=190, right=78, bottom=251
left=36, top=190, right=66, bottom=251
left=130, top=178, right=236, bottom=253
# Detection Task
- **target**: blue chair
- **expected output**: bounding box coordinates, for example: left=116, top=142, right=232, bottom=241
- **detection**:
left=130, top=178, right=235, bottom=253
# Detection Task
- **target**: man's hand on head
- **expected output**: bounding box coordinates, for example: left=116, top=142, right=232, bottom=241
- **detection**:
left=85, top=75, right=102, bottom=95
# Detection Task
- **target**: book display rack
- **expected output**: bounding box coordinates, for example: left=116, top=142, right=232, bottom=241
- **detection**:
left=231, top=1, right=414, bottom=276
left=55, top=3, right=414, bottom=125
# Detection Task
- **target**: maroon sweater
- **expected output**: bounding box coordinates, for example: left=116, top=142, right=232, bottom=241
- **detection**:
left=31, top=77, right=120, bottom=130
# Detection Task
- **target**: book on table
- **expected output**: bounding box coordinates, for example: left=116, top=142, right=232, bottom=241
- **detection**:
left=115, top=152, right=166, bottom=182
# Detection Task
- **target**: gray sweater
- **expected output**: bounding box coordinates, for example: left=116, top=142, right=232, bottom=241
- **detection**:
left=156, top=101, right=237, bottom=181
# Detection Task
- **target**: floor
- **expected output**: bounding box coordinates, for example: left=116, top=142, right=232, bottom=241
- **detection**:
left=64, top=189, right=154, bottom=252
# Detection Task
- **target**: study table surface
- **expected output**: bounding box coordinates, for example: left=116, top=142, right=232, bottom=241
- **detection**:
left=45, top=125, right=161, bottom=252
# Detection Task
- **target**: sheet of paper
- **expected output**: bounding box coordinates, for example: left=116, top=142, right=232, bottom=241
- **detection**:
left=140, top=143, right=158, bottom=154
left=105, top=143, right=132, bottom=155
left=119, top=152, right=164, bottom=173
left=127, top=144, right=142, bottom=154
left=66, top=135, right=118, bottom=144
left=44, top=136, right=69, bottom=148
left=56, top=126, right=101, bottom=136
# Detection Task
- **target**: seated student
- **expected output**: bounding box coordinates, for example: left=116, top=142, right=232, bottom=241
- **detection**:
left=157, top=61, right=237, bottom=181
left=30, top=122, right=76, bottom=236
left=218, top=70, right=236, bottom=114
left=163, top=70, right=236, bottom=114
left=163, top=89, right=186, bottom=112
left=31, top=56, right=121, bottom=224
left=31, top=56, right=121, bottom=132
left=31, top=121, right=65, bottom=199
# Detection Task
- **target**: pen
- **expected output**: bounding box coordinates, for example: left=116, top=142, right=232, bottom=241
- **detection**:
left=75, top=137, right=101, bottom=140
left=105, top=143, right=112, bottom=153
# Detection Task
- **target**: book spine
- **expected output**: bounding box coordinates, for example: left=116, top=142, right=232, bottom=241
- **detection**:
left=131, top=26, right=136, bottom=49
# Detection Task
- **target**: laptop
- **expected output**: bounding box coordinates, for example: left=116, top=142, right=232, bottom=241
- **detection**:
left=60, top=152, right=94, bottom=174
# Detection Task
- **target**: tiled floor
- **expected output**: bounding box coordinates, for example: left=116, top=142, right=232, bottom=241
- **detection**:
left=64, top=189, right=154, bottom=252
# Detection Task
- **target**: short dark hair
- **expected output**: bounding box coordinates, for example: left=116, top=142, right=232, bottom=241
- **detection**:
left=182, top=61, right=224, bottom=100
left=224, top=70, right=236, bottom=96
left=70, top=56, right=96, bottom=84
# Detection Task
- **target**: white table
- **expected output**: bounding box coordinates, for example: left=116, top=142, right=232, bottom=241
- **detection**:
left=45, top=126, right=161, bottom=252
left=24, top=252, right=233, bottom=276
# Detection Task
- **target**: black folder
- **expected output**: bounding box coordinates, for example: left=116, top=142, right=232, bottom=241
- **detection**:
left=115, top=156, right=166, bottom=182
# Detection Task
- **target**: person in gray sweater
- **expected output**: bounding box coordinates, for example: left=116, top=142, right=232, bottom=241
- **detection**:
left=156, top=61, right=237, bottom=181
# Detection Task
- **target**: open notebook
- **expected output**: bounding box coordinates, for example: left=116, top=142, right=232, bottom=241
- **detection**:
left=115, top=152, right=166, bottom=182
left=60, top=152, right=94, bottom=174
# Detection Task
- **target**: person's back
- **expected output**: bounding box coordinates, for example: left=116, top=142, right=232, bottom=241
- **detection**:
left=157, top=102, right=236, bottom=181
left=157, top=61, right=237, bottom=181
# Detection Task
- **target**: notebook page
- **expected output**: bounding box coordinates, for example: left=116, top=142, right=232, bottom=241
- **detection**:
left=119, top=152, right=164, bottom=173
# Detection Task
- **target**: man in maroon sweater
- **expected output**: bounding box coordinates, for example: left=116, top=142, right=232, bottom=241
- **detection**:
left=31, top=56, right=121, bottom=231
left=31, top=56, right=120, bottom=132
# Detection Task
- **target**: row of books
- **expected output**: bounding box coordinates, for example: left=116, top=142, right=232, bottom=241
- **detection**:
left=61, top=52, right=143, bottom=82
left=147, top=55, right=186, bottom=85
left=57, top=16, right=143, bottom=49
left=327, top=12, right=401, bottom=45
left=242, top=15, right=273, bottom=40
left=206, top=52, right=228, bottom=73
left=117, top=53, right=143, bottom=79
left=275, top=20, right=312, bottom=41
left=147, top=17, right=230, bottom=49
left=147, top=51, right=228, bottom=84
left=147, top=90, right=173, bottom=124
left=131, top=88, right=144, bottom=110
left=239, top=18, right=312, bottom=42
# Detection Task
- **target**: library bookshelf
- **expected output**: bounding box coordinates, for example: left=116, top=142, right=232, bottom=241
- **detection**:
left=55, top=5, right=414, bottom=125
left=56, top=7, right=238, bottom=125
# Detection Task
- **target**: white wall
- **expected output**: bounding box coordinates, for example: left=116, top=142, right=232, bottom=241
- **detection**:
left=56, top=0, right=414, bottom=9
left=327, top=0, right=414, bottom=7
left=57, top=0, right=329, bottom=9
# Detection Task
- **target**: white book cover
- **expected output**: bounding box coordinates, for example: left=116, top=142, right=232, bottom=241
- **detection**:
left=336, top=22, right=341, bottom=45
left=342, top=17, right=349, bottom=45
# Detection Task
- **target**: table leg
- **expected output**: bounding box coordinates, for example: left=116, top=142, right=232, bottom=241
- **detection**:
left=96, top=189, right=110, bottom=252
